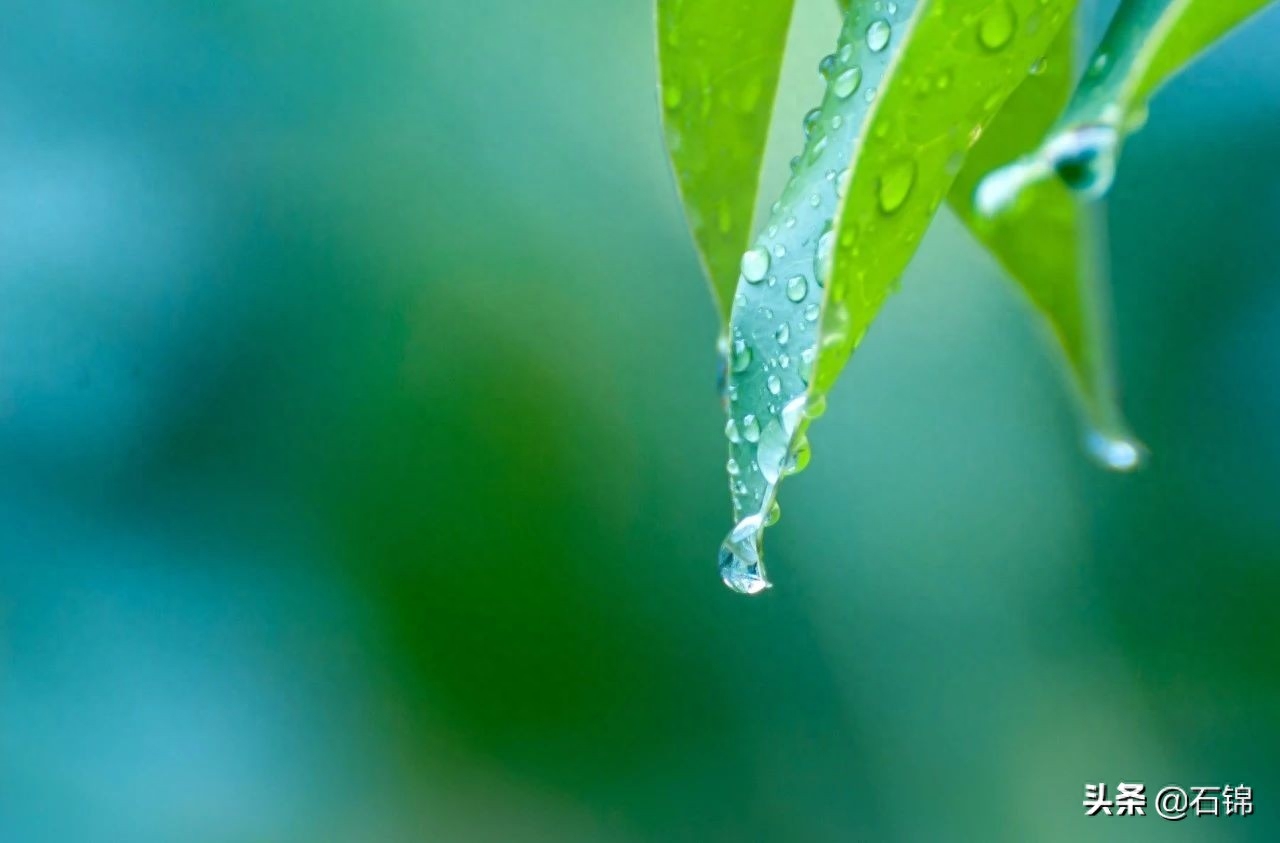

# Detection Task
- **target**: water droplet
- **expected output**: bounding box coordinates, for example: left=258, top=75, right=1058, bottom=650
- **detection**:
left=804, top=303, right=820, bottom=322
left=775, top=322, right=790, bottom=345
left=831, top=114, right=843, bottom=130
left=866, top=20, right=891, bottom=52
left=774, top=244, right=787, bottom=259
left=767, top=374, right=782, bottom=395
left=786, top=275, right=808, bottom=302
left=757, top=420, right=789, bottom=483
left=725, top=418, right=741, bottom=443
left=718, top=514, right=770, bottom=595
left=1085, top=431, right=1147, bottom=472
left=778, top=353, right=790, bottom=369
left=978, top=2, right=1016, bottom=51
left=726, top=457, right=741, bottom=476
left=878, top=160, right=916, bottom=214
left=742, top=414, right=761, bottom=443
left=818, top=54, right=837, bottom=80
left=731, top=338, right=753, bottom=372
left=809, top=193, right=821, bottom=208
left=783, top=436, right=811, bottom=476
left=809, top=136, right=829, bottom=163
left=838, top=44, right=855, bottom=65
left=785, top=215, right=797, bottom=229
left=814, top=229, right=835, bottom=286
left=803, top=108, right=823, bottom=137
left=1047, top=124, right=1119, bottom=199
left=781, top=396, right=807, bottom=437
left=741, top=246, right=770, bottom=282
left=864, top=87, right=878, bottom=103
left=833, top=67, right=863, bottom=99
left=1029, top=56, right=1047, bottom=76
left=765, top=501, right=781, bottom=527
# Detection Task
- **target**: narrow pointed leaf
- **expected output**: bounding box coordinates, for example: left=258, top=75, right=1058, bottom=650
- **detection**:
left=949, top=16, right=1143, bottom=466
left=977, top=0, right=1276, bottom=209
left=657, top=0, right=797, bottom=320
left=718, top=0, right=1077, bottom=594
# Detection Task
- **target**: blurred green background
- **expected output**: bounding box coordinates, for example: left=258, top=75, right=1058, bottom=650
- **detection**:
left=2, top=1, right=1279, bottom=840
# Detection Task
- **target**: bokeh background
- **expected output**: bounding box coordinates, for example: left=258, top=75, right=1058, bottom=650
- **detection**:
left=2, top=0, right=1279, bottom=840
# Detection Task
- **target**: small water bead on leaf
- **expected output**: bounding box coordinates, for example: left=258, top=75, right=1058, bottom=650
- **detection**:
left=1029, top=56, right=1047, bottom=76
left=725, top=418, right=741, bottom=444
left=778, top=353, right=790, bottom=368
left=731, top=338, right=753, bottom=372
left=786, top=275, right=808, bottom=302
left=833, top=67, right=863, bottom=99
left=814, top=229, right=835, bottom=286
left=978, top=2, right=1017, bottom=51
left=773, top=244, right=787, bottom=259
left=831, top=115, right=843, bottom=130
left=756, top=420, right=790, bottom=484
left=783, top=436, right=811, bottom=477
left=866, top=19, right=891, bottom=52
left=864, top=86, right=878, bottom=103
left=803, top=108, right=823, bottom=138
left=741, top=414, right=761, bottom=443
left=726, top=457, right=741, bottom=476
left=878, top=159, right=917, bottom=214
left=741, top=246, right=770, bottom=282
left=838, top=44, right=855, bottom=65
left=804, top=303, right=820, bottom=322
left=767, top=374, right=782, bottom=395
left=718, top=514, right=769, bottom=595
left=808, top=136, right=829, bottom=163
left=818, top=53, right=837, bottom=80
left=775, top=322, right=790, bottom=345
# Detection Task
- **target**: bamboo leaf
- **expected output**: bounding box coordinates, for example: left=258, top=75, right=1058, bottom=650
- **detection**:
left=657, top=0, right=797, bottom=320
left=977, top=0, right=1276, bottom=210
left=719, top=0, right=1077, bottom=594
left=949, top=15, right=1144, bottom=469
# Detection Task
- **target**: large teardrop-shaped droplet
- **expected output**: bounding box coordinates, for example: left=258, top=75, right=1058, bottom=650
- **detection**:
left=718, top=514, right=770, bottom=595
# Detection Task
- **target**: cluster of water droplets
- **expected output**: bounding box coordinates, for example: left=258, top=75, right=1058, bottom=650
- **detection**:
left=716, top=2, right=910, bottom=595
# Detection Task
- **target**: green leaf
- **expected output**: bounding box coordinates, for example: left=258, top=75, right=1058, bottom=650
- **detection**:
left=976, top=0, right=1275, bottom=210
left=657, top=0, right=797, bottom=321
left=949, top=15, right=1144, bottom=468
left=718, top=0, right=1078, bottom=594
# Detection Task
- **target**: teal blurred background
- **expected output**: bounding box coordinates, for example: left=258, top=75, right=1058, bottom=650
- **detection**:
left=2, top=1, right=1279, bottom=840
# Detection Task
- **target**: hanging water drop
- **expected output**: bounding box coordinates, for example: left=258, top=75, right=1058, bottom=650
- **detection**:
left=1085, top=431, right=1147, bottom=472
left=866, top=20, right=891, bottom=52
left=741, top=246, right=771, bottom=283
left=1046, top=124, right=1119, bottom=199
left=725, top=418, right=741, bottom=443
left=731, top=338, right=753, bottom=372
left=718, top=514, right=769, bottom=595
